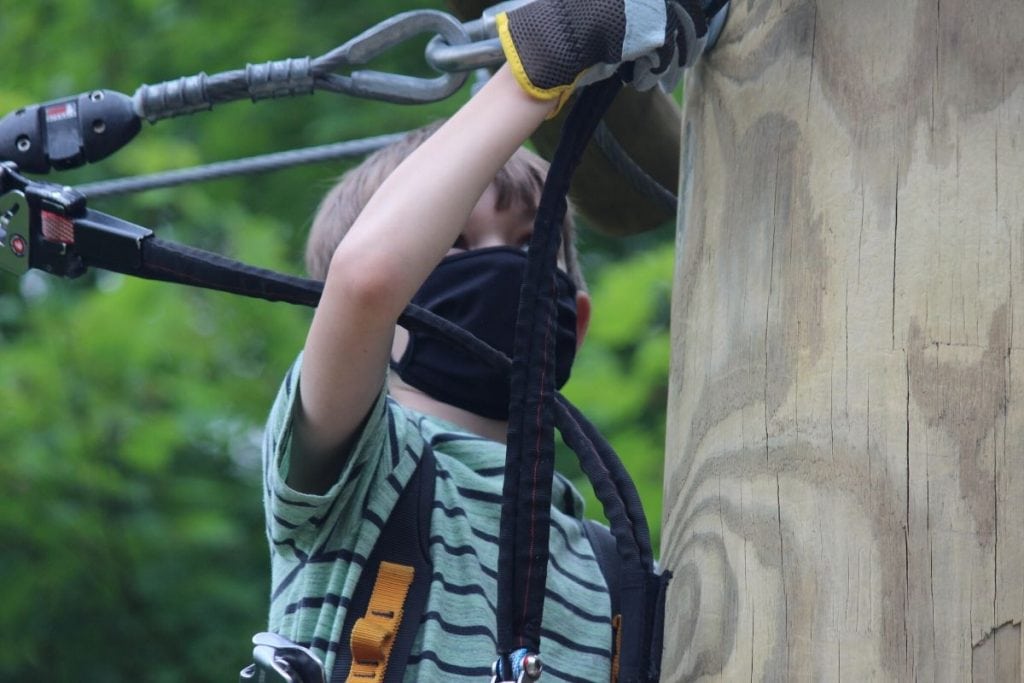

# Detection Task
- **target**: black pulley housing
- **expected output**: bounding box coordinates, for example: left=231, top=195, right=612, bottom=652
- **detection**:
left=0, top=90, right=140, bottom=173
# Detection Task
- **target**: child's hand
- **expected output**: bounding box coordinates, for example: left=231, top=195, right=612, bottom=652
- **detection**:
left=496, top=0, right=707, bottom=111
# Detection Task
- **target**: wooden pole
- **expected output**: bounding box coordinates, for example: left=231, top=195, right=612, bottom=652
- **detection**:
left=663, top=0, right=1024, bottom=679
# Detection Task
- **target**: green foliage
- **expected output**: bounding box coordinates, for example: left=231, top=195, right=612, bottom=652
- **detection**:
left=0, top=2, right=676, bottom=680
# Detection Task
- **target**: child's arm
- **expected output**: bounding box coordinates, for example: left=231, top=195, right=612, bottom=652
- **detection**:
left=287, top=0, right=697, bottom=492
left=289, top=65, right=555, bottom=492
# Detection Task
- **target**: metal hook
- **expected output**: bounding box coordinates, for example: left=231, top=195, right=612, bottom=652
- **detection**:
left=314, top=10, right=471, bottom=104
left=425, top=0, right=534, bottom=74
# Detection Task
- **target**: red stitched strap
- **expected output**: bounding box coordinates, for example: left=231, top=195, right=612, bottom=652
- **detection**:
left=496, top=76, right=623, bottom=658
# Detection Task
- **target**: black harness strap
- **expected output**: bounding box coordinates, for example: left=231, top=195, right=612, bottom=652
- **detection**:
left=140, top=237, right=326, bottom=306
left=496, top=75, right=624, bottom=664
left=330, top=448, right=436, bottom=683
left=553, top=398, right=668, bottom=682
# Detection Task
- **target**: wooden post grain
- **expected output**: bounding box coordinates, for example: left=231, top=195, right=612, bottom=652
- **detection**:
left=663, top=0, right=1024, bottom=679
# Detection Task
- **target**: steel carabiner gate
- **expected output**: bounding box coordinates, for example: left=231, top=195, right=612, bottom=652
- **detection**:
left=314, top=10, right=472, bottom=104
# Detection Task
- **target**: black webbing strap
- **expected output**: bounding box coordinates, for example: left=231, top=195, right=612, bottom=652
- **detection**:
left=330, top=448, right=435, bottom=683
left=553, top=398, right=668, bottom=682
left=139, top=237, right=325, bottom=306
left=495, top=76, right=625, bottom=663
left=556, top=397, right=653, bottom=568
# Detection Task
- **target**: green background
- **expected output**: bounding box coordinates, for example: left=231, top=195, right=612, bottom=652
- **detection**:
left=0, top=2, right=676, bottom=680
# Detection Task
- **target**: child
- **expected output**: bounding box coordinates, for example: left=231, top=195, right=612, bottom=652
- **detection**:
left=261, top=1, right=703, bottom=679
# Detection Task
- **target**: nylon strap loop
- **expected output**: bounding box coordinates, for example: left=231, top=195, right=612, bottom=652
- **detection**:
left=346, top=561, right=415, bottom=683
left=497, top=74, right=624, bottom=658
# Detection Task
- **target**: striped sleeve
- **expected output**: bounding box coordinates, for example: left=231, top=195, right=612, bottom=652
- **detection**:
left=261, top=355, right=424, bottom=673
left=262, top=354, right=395, bottom=546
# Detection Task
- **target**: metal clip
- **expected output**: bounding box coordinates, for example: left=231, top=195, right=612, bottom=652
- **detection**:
left=425, top=36, right=504, bottom=74
left=0, top=187, right=30, bottom=275
left=425, top=0, right=729, bottom=74
left=314, top=10, right=471, bottom=104
left=239, top=632, right=326, bottom=683
left=490, top=651, right=543, bottom=683
left=424, top=0, right=536, bottom=74
left=704, top=0, right=731, bottom=51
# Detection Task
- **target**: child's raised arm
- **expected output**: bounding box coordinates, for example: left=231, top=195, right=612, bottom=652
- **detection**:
left=287, top=0, right=704, bottom=492
left=290, top=66, right=554, bottom=492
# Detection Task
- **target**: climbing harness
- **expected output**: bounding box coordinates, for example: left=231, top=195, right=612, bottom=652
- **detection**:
left=0, top=81, right=667, bottom=682
left=0, top=2, right=735, bottom=682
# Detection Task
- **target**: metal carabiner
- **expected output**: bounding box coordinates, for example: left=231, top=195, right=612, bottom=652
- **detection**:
left=704, top=0, right=731, bottom=50
left=490, top=651, right=543, bottom=683
left=314, top=10, right=471, bottom=104
left=424, top=0, right=536, bottom=74
left=240, top=632, right=326, bottom=683
left=425, top=36, right=504, bottom=74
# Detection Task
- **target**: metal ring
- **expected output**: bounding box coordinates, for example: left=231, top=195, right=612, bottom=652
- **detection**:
left=425, top=36, right=504, bottom=73
left=319, top=10, right=472, bottom=104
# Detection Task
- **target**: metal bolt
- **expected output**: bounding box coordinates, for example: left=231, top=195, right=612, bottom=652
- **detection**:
left=523, top=654, right=543, bottom=679
left=90, top=90, right=104, bottom=101
left=16, top=136, right=30, bottom=152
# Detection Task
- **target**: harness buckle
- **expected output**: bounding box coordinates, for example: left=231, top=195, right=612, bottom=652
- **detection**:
left=703, top=0, right=731, bottom=51
left=490, top=651, right=543, bottom=683
left=239, top=632, right=326, bottom=683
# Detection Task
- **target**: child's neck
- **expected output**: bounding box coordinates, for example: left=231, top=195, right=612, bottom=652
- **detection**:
left=388, top=376, right=508, bottom=443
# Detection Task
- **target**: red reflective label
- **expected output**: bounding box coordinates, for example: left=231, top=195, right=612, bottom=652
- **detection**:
left=45, top=101, right=77, bottom=122
left=41, top=211, right=74, bottom=244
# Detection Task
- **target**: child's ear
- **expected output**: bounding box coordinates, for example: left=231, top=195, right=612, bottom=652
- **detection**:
left=574, top=291, right=592, bottom=350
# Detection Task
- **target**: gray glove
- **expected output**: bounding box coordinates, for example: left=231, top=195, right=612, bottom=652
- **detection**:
left=496, top=0, right=708, bottom=110
left=635, top=0, right=710, bottom=90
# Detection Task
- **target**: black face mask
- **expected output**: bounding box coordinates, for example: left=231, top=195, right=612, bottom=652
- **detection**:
left=392, top=246, right=578, bottom=420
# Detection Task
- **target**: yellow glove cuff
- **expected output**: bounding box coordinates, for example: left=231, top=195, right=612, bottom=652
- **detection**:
left=496, top=12, right=578, bottom=118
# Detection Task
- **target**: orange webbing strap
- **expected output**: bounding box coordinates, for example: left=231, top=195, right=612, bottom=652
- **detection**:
left=610, top=614, right=622, bottom=683
left=346, top=561, right=415, bottom=683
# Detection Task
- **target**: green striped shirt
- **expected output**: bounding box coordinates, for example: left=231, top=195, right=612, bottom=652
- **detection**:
left=262, top=356, right=613, bottom=682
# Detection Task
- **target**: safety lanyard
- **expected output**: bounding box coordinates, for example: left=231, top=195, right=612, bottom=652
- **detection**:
left=496, top=75, right=621, bottom=666
left=494, top=75, right=665, bottom=683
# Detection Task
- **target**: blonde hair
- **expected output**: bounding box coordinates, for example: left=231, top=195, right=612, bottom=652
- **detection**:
left=305, top=121, right=585, bottom=289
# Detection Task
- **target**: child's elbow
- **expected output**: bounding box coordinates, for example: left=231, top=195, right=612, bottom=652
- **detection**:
left=325, top=247, right=405, bottom=320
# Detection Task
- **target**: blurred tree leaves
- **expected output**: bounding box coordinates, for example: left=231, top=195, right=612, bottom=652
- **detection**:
left=0, top=2, right=676, bottom=680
